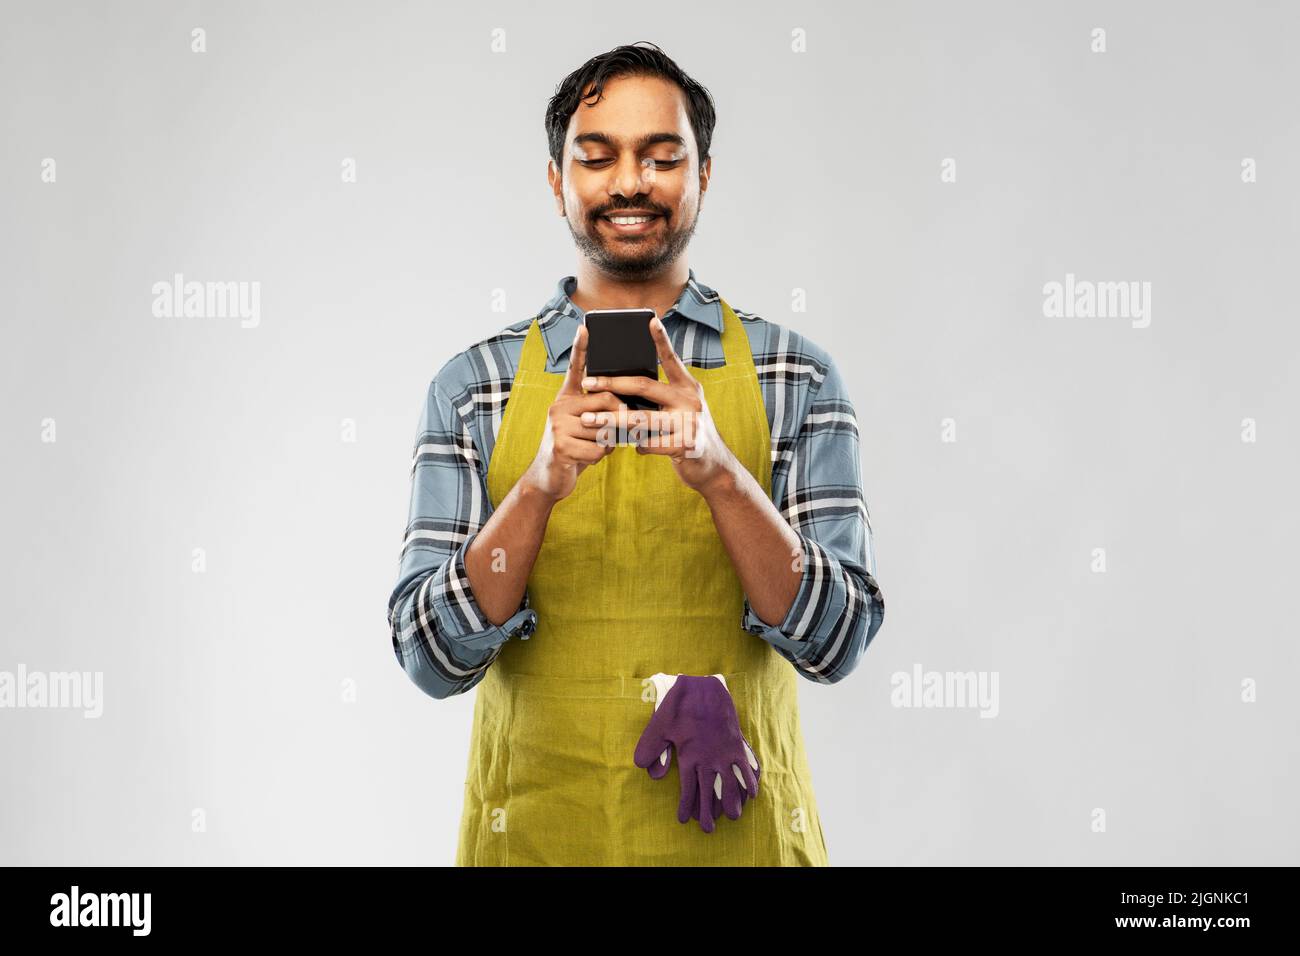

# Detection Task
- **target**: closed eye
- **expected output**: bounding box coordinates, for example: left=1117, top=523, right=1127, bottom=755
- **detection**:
left=578, top=160, right=681, bottom=169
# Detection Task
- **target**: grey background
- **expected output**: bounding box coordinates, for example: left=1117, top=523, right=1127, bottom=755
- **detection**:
left=2, top=0, right=1296, bottom=865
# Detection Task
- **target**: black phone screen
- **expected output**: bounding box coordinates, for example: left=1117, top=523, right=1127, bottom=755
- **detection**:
left=582, top=308, right=660, bottom=410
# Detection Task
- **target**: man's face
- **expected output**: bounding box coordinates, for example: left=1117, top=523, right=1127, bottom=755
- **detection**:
left=549, top=74, right=710, bottom=279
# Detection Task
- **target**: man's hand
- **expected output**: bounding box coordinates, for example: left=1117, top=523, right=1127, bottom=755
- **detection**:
left=522, top=324, right=625, bottom=504
left=580, top=316, right=739, bottom=495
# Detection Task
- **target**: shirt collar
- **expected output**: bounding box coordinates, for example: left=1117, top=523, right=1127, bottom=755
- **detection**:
left=536, top=267, right=723, bottom=369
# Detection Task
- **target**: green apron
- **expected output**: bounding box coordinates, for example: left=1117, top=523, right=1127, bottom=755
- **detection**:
left=455, top=298, right=830, bottom=866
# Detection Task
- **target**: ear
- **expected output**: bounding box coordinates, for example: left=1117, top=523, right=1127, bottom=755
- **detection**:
left=698, top=155, right=712, bottom=197
left=547, top=160, right=565, bottom=216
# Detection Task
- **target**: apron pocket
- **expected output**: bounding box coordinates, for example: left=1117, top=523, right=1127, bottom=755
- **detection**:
left=503, top=676, right=622, bottom=866
left=500, top=671, right=765, bottom=865
left=610, top=670, right=760, bottom=866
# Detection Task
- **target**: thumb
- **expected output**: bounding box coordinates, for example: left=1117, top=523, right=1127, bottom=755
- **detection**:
left=633, top=709, right=671, bottom=769
left=557, top=323, right=588, bottom=396
left=646, top=742, right=674, bottom=780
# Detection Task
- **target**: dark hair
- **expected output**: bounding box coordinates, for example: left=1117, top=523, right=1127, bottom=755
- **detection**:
left=544, top=41, right=717, bottom=168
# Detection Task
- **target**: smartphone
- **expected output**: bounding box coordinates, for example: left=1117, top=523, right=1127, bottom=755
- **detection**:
left=582, top=308, right=660, bottom=411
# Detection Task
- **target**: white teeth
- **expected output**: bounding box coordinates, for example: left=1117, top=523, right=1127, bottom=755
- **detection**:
left=607, top=215, right=656, bottom=224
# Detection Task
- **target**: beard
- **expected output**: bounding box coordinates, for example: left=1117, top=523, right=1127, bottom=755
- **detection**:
left=566, top=204, right=700, bottom=281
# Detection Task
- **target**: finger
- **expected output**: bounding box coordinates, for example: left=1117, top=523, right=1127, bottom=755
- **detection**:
left=627, top=408, right=677, bottom=447
left=572, top=417, right=625, bottom=450
left=691, top=792, right=723, bottom=823
left=734, top=758, right=758, bottom=800
left=579, top=406, right=637, bottom=430
left=648, top=315, right=692, bottom=386
left=564, top=398, right=627, bottom=440
left=576, top=411, right=640, bottom=450
left=554, top=436, right=610, bottom=464
left=628, top=408, right=692, bottom=434
left=633, top=715, right=670, bottom=769
left=632, top=433, right=691, bottom=457
left=692, top=787, right=734, bottom=821
left=557, top=324, right=588, bottom=396
left=697, top=771, right=716, bottom=833
left=677, top=767, right=699, bottom=825
left=647, top=743, right=673, bottom=780
left=631, top=419, right=694, bottom=455
left=720, top=769, right=743, bottom=820
left=636, top=407, right=700, bottom=444
left=617, top=409, right=665, bottom=447
left=565, top=416, right=618, bottom=441
left=743, top=739, right=761, bottom=795
left=570, top=390, right=626, bottom=411
left=580, top=373, right=673, bottom=406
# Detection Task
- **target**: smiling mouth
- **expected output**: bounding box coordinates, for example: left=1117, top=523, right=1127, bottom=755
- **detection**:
left=599, top=213, right=664, bottom=234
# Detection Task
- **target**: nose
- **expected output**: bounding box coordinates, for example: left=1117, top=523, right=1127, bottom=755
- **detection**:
left=609, top=154, right=656, bottom=203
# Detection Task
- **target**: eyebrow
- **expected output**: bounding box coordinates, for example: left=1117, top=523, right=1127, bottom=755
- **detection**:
left=571, top=131, right=688, bottom=152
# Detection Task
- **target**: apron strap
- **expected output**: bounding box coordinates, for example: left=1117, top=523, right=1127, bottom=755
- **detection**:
left=717, top=298, right=754, bottom=373
left=517, top=314, right=551, bottom=376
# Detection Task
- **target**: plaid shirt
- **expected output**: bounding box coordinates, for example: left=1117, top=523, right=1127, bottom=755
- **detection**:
left=389, top=269, right=884, bottom=699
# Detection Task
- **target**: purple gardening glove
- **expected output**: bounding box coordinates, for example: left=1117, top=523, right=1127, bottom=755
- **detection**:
left=634, top=673, right=761, bottom=833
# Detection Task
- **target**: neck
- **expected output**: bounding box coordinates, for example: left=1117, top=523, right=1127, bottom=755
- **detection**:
left=569, top=260, right=690, bottom=319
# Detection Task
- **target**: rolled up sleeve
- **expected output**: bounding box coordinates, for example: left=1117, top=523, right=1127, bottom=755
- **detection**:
left=388, top=378, right=536, bottom=700
left=741, top=352, right=884, bottom=683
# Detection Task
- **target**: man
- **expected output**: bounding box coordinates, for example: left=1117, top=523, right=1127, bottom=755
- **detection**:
left=388, top=42, right=884, bottom=866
